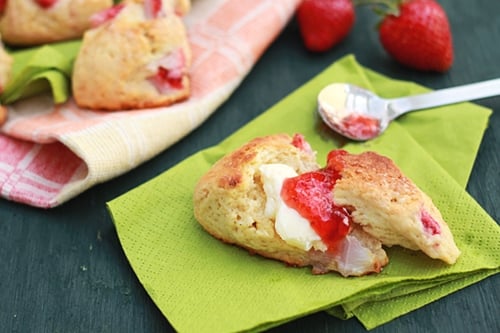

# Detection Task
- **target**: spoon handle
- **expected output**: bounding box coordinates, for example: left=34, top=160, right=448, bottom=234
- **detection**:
left=388, top=78, right=500, bottom=117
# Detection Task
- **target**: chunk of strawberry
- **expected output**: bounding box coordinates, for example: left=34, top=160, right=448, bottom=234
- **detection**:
left=0, top=0, right=6, bottom=14
left=90, top=3, right=125, bottom=28
left=420, top=209, right=441, bottom=235
left=148, top=50, right=186, bottom=93
left=144, top=0, right=163, bottom=19
left=35, top=0, right=58, bottom=9
left=291, top=133, right=313, bottom=153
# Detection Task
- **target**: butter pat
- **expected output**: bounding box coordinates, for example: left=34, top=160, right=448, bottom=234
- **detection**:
left=259, top=164, right=326, bottom=252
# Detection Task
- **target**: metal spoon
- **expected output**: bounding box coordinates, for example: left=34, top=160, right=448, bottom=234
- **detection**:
left=317, top=78, right=500, bottom=141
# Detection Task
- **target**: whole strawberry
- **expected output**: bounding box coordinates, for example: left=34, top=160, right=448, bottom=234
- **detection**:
left=297, top=0, right=355, bottom=52
left=377, top=0, right=454, bottom=72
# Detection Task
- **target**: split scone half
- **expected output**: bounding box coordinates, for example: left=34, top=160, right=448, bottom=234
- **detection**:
left=193, top=134, right=460, bottom=277
left=0, top=0, right=113, bottom=46
left=72, top=0, right=191, bottom=110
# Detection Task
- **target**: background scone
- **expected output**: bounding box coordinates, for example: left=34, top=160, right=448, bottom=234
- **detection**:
left=193, top=134, right=460, bottom=277
left=72, top=0, right=191, bottom=110
left=0, top=0, right=113, bottom=46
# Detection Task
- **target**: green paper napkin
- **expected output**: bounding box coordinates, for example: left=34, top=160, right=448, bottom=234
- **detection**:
left=0, top=40, right=81, bottom=104
left=107, top=55, right=499, bottom=332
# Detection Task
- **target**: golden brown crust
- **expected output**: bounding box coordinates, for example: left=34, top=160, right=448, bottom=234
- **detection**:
left=0, top=0, right=114, bottom=46
left=72, top=2, right=191, bottom=110
left=334, top=151, right=460, bottom=264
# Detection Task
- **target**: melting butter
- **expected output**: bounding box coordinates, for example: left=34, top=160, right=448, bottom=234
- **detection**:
left=259, top=164, right=327, bottom=252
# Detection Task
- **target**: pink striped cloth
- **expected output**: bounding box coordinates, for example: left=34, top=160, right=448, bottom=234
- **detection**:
left=0, top=0, right=300, bottom=208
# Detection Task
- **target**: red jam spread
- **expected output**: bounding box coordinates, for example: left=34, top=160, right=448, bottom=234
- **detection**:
left=340, top=114, right=380, bottom=140
left=281, top=150, right=351, bottom=250
left=420, top=209, right=441, bottom=235
left=0, top=0, right=6, bottom=13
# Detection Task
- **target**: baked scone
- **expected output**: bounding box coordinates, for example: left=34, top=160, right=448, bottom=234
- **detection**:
left=332, top=150, right=461, bottom=264
left=72, top=0, right=191, bottom=110
left=193, top=134, right=460, bottom=277
left=0, top=0, right=113, bottom=46
left=194, top=134, right=389, bottom=277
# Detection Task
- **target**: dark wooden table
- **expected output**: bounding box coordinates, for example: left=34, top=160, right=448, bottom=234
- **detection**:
left=1, top=1, right=498, bottom=332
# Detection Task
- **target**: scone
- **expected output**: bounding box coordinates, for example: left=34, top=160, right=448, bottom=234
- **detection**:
left=332, top=150, right=461, bottom=264
left=72, top=0, right=191, bottom=110
left=194, top=134, right=389, bottom=277
left=193, top=134, right=460, bottom=277
left=0, top=0, right=113, bottom=46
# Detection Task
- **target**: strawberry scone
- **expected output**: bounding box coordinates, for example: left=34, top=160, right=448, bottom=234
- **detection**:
left=72, top=0, right=191, bottom=110
left=193, top=134, right=460, bottom=277
left=0, top=0, right=113, bottom=46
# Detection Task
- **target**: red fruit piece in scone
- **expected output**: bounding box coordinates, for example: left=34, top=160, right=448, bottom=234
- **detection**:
left=34, top=0, right=57, bottom=8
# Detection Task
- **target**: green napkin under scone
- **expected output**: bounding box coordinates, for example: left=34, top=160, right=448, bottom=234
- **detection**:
left=0, top=41, right=81, bottom=104
left=107, top=55, right=500, bottom=332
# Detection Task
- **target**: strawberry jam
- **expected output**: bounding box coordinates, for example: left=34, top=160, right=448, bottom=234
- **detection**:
left=340, top=114, right=380, bottom=140
left=281, top=149, right=351, bottom=250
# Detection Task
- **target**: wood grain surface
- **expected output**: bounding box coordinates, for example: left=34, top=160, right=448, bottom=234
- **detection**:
left=0, top=1, right=498, bottom=332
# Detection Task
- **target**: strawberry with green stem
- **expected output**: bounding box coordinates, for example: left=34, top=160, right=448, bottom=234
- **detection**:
left=356, top=0, right=454, bottom=72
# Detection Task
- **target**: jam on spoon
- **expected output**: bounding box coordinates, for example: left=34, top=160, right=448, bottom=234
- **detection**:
left=318, top=79, right=500, bottom=141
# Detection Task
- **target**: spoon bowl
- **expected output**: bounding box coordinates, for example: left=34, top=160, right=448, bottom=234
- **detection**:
left=317, top=78, right=500, bottom=141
